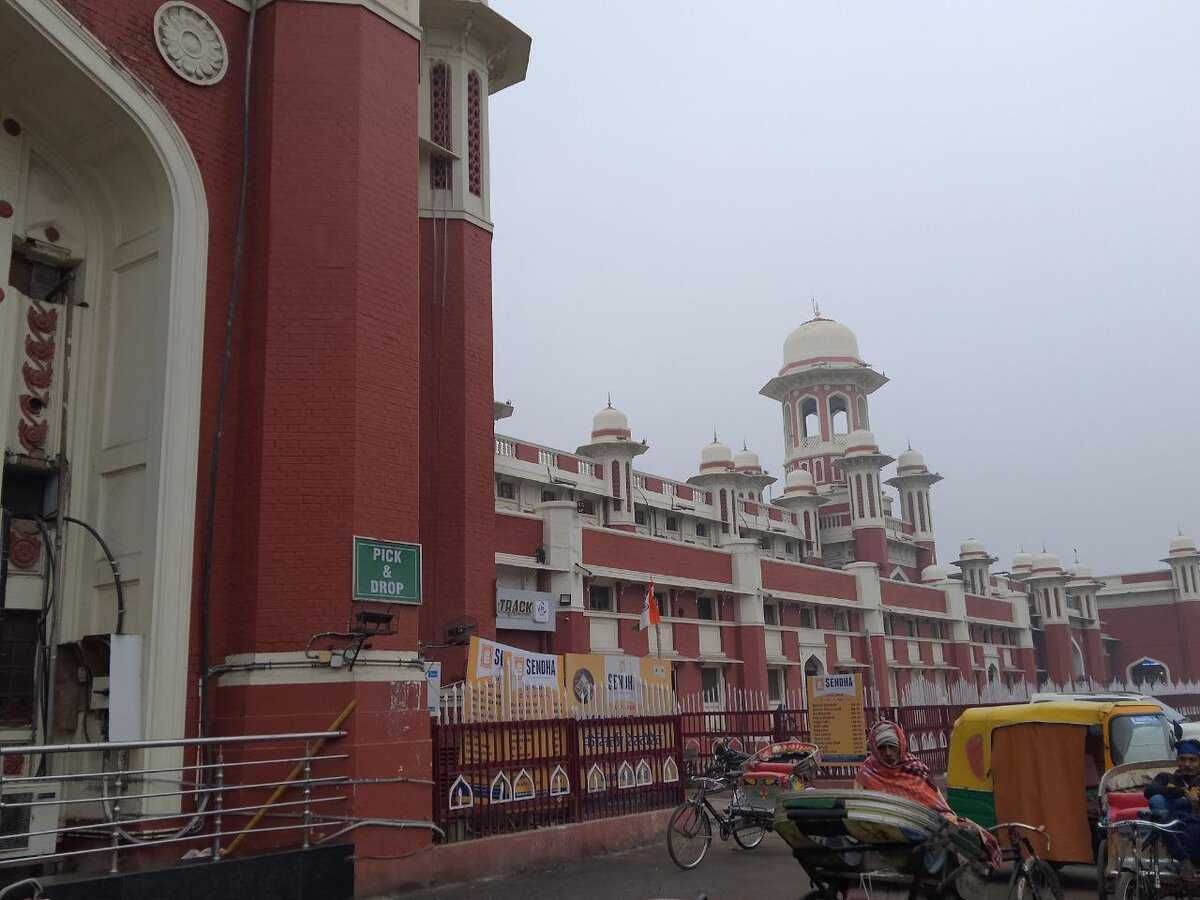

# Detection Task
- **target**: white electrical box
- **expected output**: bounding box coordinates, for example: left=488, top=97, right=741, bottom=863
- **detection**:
left=108, top=633, right=143, bottom=743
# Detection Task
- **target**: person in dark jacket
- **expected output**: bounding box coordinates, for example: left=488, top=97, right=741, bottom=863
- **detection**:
left=1144, top=739, right=1200, bottom=875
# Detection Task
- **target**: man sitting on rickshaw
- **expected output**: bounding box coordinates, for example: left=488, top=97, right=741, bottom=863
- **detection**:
left=856, top=720, right=1002, bottom=868
left=1144, top=738, right=1200, bottom=876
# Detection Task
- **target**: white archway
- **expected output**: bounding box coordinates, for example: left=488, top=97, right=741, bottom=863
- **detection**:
left=3, top=1, right=208, bottom=758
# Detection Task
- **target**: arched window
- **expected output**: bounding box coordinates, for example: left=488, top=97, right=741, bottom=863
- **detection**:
left=719, top=489, right=729, bottom=534
left=429, top=61, right=452, bottom=190
left=800, top=397, right=819, bottom=439
left=856, top=395, right=869, bottom=429
left=866, top=474, right=877, bottom=518
left=467, top=70, right=482, bottom=196
left=906, top=492, right=916, bottom=525
left=829, top=394, right=850, bottom=434
left=855, top=474, right=865, bottom=518
left=1054, top=588, right=1062, bottom=618
left=917, top=494, right=927, bottom=532
left=803, top=511, right=811, bottom=540
left=814, top=460, right=824, bottom=482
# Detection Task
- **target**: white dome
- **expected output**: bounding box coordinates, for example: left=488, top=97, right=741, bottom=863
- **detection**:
left=842, top=429, right=879, bottom=458
left=897, top=448, right=927, bottom=473
left=782, top=317, right=862, bottom=370
left=700, top=439, right=734, bottom=471
left=590, top=404, right=630, bottom=442
left=959, top=539, right=988, bottom=560
left=921, top=565, right=949, bottom=584
left=1169, top=535, right=1198, bottom=556
left=1032, top=551, right=1062, bottom=574
left=784, top=468, right=816, bottom=495
left=1066, top=562, right=1093, bottom=580
left=733, top=447, right=762, bottom=472
left=1012, top=552, right=1034, bottom=571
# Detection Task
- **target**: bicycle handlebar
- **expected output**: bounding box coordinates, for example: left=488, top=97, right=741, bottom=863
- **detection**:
left=989, top=821, right=1051, bottom=853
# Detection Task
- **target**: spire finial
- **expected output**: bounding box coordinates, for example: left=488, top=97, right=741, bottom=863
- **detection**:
left=812, top=299, right=821, bottom=318
left=1041, top=543, right=1047, bottom=553
left=742, top=438, right=748, bottom=451
left=606, top=392, right=612, bottom=409
left=1073, top=548, right=1079, bottom=563
left=907, top=439, right=912, bottom=451
left=712, top=430, right=719, bottom=444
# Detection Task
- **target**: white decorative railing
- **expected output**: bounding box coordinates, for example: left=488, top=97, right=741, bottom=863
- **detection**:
left=537, top=448, right=557, bottom=467
left=495, top=438, right=516, bottom=457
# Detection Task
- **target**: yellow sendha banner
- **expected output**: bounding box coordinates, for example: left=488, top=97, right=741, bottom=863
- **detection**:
left=464, top=637, right=673, bottom=720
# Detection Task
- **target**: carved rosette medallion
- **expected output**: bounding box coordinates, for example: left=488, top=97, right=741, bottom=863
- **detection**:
left=8, top=528, right=42, bottom=570
left=154, top=2, right=228, bottom=86
left=18, top=302, right=56, bottom=454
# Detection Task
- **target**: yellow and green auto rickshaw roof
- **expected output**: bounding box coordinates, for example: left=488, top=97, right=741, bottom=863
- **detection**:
left=947, top=699, right=1166, bottom=790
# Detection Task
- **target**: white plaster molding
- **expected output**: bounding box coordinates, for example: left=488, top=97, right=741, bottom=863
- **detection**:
left=9, top=0, right=209, bottom=753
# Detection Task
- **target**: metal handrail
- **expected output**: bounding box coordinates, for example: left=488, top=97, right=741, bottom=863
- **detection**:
left=0, top=752, right=348, bottom=785
left=0, top=728, right=358, bottom=874
left=0, top=730, right=346, bottom=755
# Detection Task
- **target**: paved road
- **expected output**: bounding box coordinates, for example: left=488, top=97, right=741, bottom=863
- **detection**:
left=392, top=836, right=1100, bottom=900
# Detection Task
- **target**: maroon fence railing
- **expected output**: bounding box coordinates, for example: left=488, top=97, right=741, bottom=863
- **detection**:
left=676, top=704, right=974, bottom=782
left=432, top=713, right=685, bottom=843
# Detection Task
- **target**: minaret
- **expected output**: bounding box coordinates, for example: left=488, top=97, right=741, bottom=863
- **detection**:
left=1066, top=560, right=1107, bottom=682
left=774, top=469, right=825, bottom=563
left=731, top=443, right=777, bottom=503
left=759, top=316, right=888, bottom=491
left=954, top=539, right=996, bottom=596
left=575, top=401, right=647, bottom=532
left=834, top=430, right=894, bottom=567
left=1026, top=550, right=1074, bottom=685
left=885, top=446, right=943, bottom=570
left=1164, top=535, right=1200, bottom=680
left=417, top=1, right=530, bottom=674
left=687, top=436, right=740, bottom=539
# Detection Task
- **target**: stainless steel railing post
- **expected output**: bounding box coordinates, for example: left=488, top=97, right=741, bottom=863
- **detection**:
left=109, top=767, right=123, bottom=874
left=211, top=747, right=225, bottom=860
left=301, top=744, right=313, bottom=849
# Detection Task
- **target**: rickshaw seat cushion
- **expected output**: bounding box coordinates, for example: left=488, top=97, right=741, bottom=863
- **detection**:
left=1108, top=791, right=1149, bottom=822
left=745, top=762, right=797, bottom=777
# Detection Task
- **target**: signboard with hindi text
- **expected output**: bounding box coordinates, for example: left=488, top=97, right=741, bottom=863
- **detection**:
left=806, top=673, right=866, bottom=760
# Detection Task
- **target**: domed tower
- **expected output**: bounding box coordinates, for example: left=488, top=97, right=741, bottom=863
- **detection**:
left=687, top=436, right=740, bottom=537
left=1165, top=535, right=1200, bottom=603
left=759, top=315, right=888, bottom=491
left=1163, top=535, right=1200, bottom=680
left=1067, top=560, right=1108, bottom=681
left=1026, top=550, right=1075, bottom=684
left=833, top=430, right=894, bottom=567
left=885, top=446, right=943, bottom=570
left=775, top=468, right=824, bottom=562
left=576, top=401, right=648, bottom=531
left=953, top=539, right=996, bottom=596
left=731, top=443, right=777, bottom=501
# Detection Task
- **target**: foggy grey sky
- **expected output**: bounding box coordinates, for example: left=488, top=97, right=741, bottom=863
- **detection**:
left=487, top=1, right=1200, bottom=575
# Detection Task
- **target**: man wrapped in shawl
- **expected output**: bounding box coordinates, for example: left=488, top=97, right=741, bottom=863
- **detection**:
left=856, top=720, right=1001, bottom=869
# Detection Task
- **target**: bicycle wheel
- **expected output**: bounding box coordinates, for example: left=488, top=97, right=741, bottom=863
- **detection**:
left=1096, top=839, right=1109, bottom=900
left=667, top=801, right=712, bottom=870
left=1013, top=858, right=1065, bottom=900
left=732, top=814, right=767, bottom=850
left=1115, top=871, right=1145, bottom=900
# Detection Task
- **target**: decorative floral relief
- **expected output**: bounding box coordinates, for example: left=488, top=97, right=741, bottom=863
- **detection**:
left=154, top=2, right=228, bottom=86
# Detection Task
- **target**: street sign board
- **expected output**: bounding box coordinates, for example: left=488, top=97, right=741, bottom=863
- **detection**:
left=352, top=536, right=421, bottom=604
left=806, top=673, right=866, bottom=760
